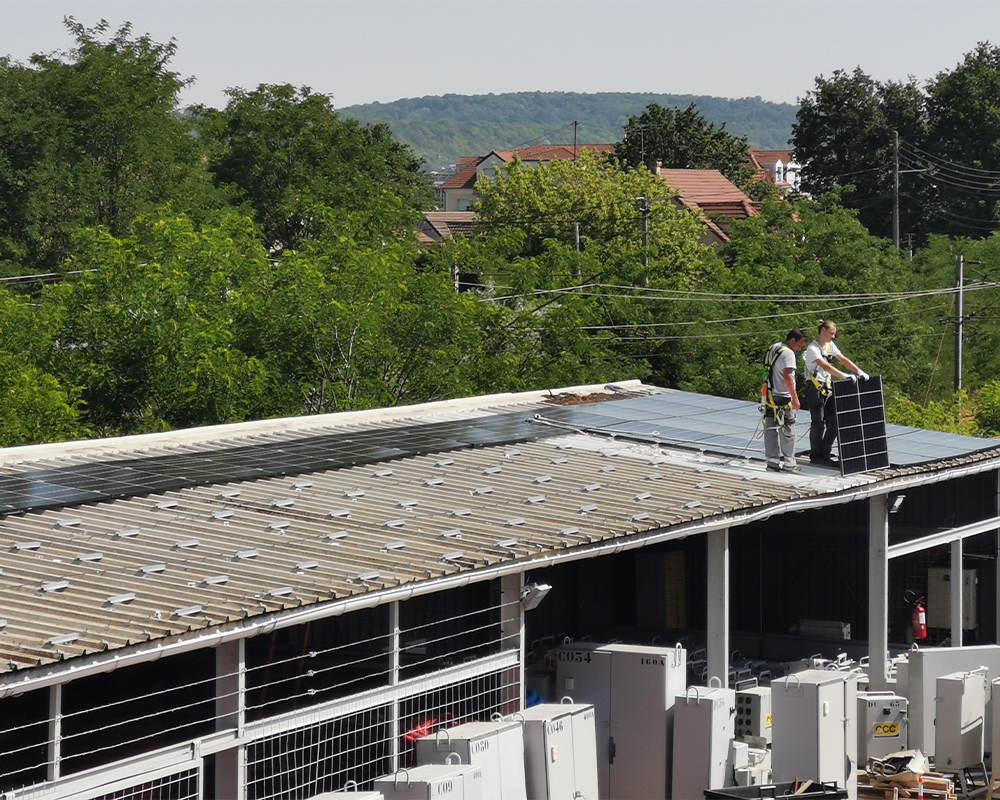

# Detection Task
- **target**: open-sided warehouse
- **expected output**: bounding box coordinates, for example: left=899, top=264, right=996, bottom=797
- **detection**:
left=0, top=380, right=997, bottom=799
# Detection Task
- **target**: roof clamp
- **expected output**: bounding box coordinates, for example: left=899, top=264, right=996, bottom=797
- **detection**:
left=105, top=592, right=135, bottom=608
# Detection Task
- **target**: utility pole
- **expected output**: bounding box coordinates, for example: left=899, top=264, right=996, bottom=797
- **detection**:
left=574, top=222, right=580, bottom=253
left=893, top=130, right=900, bottom=249
left=956, top=254, right=964, bottom=392
left=573, top=120, right=578, bottom=160
left=637, top=195, right=651, bottom=268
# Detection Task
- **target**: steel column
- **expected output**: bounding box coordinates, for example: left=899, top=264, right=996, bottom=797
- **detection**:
left=868, top=495, right=889, bottom=690
left=707, top=528, right=730, bottom=686
left=951, top=539, right=963, bottom=646
left=214, top=638, right=245, bottom=800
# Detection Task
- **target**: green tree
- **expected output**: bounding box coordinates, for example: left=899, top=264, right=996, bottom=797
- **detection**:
left=52, top=212, right=280, bottom=434
left=924, top=44, right=1000, bottom=236
left=791, top=68, right=926, bottom=241
left=198, top=84, right=435, bottom=253
left=0, top=18, right=219, bottom=275
left=617, top=103, right=755, bottom=187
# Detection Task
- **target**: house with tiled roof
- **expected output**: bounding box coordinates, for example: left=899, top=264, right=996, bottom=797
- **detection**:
left=747, top=148, right=800, bottom=191
left=439, top=144, right=616, bottom=212
left=656, top=167, right=760, bottom=245
left=417, top=211, right=478, bottom=244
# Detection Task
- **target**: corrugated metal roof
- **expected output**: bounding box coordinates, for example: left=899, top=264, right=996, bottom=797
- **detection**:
left=0, top=381, right=996, bottom=679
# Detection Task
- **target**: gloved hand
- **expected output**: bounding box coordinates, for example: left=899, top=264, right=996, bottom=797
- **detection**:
left=843, top=373, right=857, bottom=383
left=858, top=369, right=870, bottom=381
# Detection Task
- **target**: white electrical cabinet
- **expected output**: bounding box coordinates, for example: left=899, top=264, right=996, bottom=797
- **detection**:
left=857, top=691, right=907, bottom=761
left=771, top=669, right=858, bottom=800
left=926, top=568, right=977, bottom=629
left=555, top=642, right=686, bottom=799
left=992, top=678, right=1000, bottom=762
left=516, top=702, right=599, bottom=800
left=311, top=791, right=384, bottom=799
left=671, top=684, right=736, bottom=800
left=735, top=686, right=772, bottom=744
left=935, top=670, right=987, bottom=772
left=901, top=645, right=1000, bottom=755
left=415, top=720, right=527, bottom=800
left=375, top=763, right=483, bottom=800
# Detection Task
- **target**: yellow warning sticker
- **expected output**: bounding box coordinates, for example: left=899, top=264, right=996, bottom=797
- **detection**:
left=874, top=722, right=900, bottom=737
left=766, top=714, right=772, bottom=729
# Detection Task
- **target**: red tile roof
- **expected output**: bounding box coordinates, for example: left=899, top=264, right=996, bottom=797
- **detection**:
left=442, top=144, right=617, bottom=190
left=418, top=211, right=478, bottom=243
left=440, top=162, right=480, bottom=189
left=657, top=169, right=759, bottom=242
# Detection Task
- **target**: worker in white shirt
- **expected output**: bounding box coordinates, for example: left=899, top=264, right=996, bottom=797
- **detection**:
left=804, top=320, right=869, bottom=466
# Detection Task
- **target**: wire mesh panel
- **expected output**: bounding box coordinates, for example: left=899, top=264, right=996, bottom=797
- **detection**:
left=245, top=664, right=520, bottom=796
left=85, top=768, right=200, bottom=800
left=245, top=704, right=393, bottom=800
left=12, top=766, right=200, bottom=800
left=398, top=666, right=520, bottom=768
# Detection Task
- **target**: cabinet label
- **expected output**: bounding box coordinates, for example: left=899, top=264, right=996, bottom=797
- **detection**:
left=874, top=722, right=901, bottom=738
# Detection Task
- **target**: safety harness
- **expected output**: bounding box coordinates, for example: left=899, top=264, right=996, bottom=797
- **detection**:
left=807, top=341, right=835, bottom=398
left=762, top=344, right=792, bottom=423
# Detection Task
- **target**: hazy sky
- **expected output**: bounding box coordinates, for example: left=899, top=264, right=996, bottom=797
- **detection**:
left=1, top=1, right=996, bottom=110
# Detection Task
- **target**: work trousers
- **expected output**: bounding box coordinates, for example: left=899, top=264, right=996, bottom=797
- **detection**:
left=763, top=403, right=796, bottom=469
left=806, top=384, right=838, bottom=460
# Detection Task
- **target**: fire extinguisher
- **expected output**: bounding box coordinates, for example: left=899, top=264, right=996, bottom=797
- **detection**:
left=912, top=596, right=927, bottom=640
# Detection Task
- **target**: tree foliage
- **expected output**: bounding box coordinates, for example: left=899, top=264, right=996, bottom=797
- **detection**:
left=792, top=45, right=1000, bottom=240
left=617, top=103, right=755, bottom=188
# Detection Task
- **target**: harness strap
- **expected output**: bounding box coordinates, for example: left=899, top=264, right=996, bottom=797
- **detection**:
left=763, top=344, right=792, bottom=411
left=808, top=342, right=834, bottom=394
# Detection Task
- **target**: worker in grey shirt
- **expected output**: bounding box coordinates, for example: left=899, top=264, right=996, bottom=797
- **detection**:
left=762, top=329, right=807, bottom=473
left=804, top=320, right=869, bottom=466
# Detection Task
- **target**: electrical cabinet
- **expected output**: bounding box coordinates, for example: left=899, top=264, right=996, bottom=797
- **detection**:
left=771, top=669, right=858, bottom=800
left=926, top=568, right=977, bottom=629
left=516, top=702, right=599, bottom=800
left=935, top=670, right=987, bottom=772
left=992, top=678, right=1000, bottom=764
left=555, top=642, right=686, bottom=799
left=856, top=691, right=907, bottom=761
left=671, top=684, right=737, bottom=800
left=311, top=791, right=384, bottom=799
left=902, top=645, right=1000, bottom=755
left=415, top=720, right=526, bottom=800
left=736, top=686, right=772, bottom=744
left=375, top=763, right=483, bottom=800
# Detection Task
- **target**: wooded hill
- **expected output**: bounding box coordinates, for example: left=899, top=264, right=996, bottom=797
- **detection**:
left=340, top=91, right=798, bottom=170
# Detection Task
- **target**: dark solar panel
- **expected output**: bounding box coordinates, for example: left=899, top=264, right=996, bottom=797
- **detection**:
left=0, top=409, right=557, bottom=516
left=832, top=376, right=890, bottom=475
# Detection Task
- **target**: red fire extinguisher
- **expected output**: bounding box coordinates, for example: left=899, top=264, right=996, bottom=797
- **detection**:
left=912, top=596, right=927, bottom=640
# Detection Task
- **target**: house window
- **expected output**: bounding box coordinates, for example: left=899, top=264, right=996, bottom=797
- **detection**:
left=457, top=199, right=472, bottom=212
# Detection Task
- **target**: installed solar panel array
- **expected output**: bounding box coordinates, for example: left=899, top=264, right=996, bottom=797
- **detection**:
left=0, top=412, right=561, bottom=516
left=832, top=376, right=891, bottom=475
left=542, top=388, right=997, bottom=470
left=0, top=387, right=995, bottom=520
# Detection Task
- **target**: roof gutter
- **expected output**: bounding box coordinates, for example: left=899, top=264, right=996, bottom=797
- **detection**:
left=1, top=454, right=997, bottom=698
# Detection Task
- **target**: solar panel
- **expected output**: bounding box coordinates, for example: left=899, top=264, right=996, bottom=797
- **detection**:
left=0, top=409, right=559, bottom=517
left=832, top=376, right=890, bottom=475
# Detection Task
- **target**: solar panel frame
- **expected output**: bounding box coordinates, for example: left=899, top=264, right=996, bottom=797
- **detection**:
left=832, top=376, right=890, bottom=475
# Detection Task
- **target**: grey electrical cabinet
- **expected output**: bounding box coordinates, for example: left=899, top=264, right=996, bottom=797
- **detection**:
left=771, top=669, right=858, bottom=800
left=555, top=642, right=686, bottom=798
left=935, top=670, right=987, bottom=772
left=736, top=686, right=772, bottom=744
left=374, top=763, right=483, bottom=800
left=415, top=720, right=527, bottom=800
left=902, top=644, right=1000, bottom=755
left=517, top=702, right=600, bottom=800
left=856, top=691, right=907, bottom=761
left=671, top=684, right=737, bottom=800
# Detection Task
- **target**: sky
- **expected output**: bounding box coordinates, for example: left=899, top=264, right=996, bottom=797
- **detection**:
left=1, top=1, right=997, bottom=110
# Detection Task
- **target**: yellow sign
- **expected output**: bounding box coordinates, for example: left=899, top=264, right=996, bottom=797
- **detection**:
left=874, top=722, right=900, bottom=738
left=766, top=714, right=773, bottom=729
